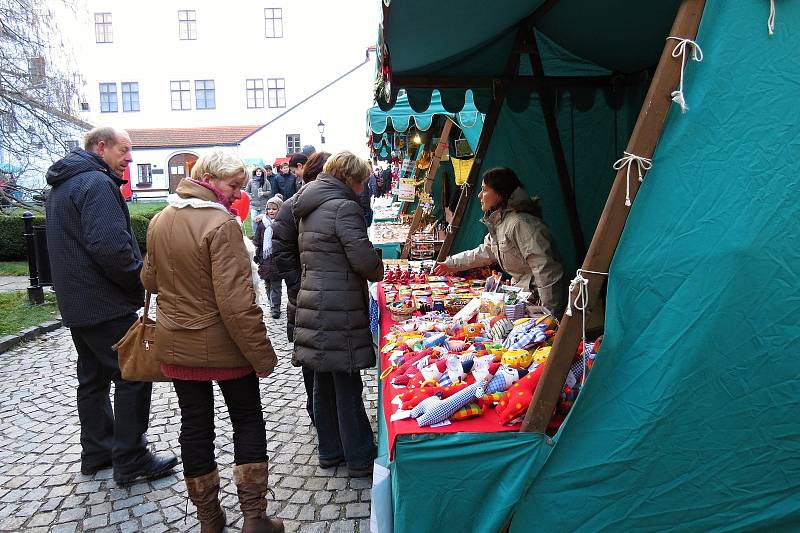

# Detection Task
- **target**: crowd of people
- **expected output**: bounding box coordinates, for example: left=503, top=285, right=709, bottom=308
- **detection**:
left=45, top=127, right=384, bottom=533
left=44, top=125, right=566, bottom=532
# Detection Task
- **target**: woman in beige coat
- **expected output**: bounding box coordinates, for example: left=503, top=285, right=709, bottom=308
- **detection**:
left=142, top=150, right=283, bottom=533
left=435, top=167, right=567, bottom=317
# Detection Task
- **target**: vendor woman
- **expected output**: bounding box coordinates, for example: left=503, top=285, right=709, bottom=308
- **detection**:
left=434, top=167, right=567, bottom=317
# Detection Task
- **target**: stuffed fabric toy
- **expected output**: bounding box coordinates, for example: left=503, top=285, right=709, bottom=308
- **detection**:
left=502, top=319, right=548, bottom=350
left=412, top=365, right=527, bottom=426
left=496, top=364, right=545, bottom=425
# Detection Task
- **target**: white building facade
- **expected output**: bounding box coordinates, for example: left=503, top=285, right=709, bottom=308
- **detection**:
left=67, top=0, right=378, bottom=199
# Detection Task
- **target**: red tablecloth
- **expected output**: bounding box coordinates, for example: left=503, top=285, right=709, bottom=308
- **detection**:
left=377, top=283, right=521, bottom=459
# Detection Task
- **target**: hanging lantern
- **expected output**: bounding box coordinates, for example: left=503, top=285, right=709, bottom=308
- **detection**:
left=452, top=157, right=474, bottom=186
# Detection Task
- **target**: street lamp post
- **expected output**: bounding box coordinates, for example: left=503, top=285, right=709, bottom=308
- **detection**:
left=317, top=120, right=326, bottom=144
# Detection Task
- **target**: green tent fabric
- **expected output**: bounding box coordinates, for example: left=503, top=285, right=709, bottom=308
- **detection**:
left=510, top=2, right=800, bottom=530
left=373, top=1, right=800, bottom=532
left=368, top=90, right=484, bottom=155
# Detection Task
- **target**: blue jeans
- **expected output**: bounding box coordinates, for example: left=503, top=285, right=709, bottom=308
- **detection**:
left=250, top=207, right=265, bottom=232
left=313, top=371, right=376, bottom=469
left=264, top=278, right=282, bottom=314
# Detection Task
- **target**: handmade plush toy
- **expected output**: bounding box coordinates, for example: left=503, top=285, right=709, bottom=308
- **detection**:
left=496, top=364, right=545, bottom=425
left=395, top=382, right=471, bottom=410
left=501, top=349, right=532, bottom=369
left=502, top=319, right=548, bottom=350
left=412, top=365, right=527, bottom=426
left=460, top=322, right=484, bottom=339
left=489, top=317, right=514, bottom=343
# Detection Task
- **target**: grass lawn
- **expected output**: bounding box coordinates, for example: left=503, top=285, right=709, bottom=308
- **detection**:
left=0, top=290, right=60, bottom=337
left=128, top=201, right=167, bottom=219
left=0, top=261, right=29, bottom=276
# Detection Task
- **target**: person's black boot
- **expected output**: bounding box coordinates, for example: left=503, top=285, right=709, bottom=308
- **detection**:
left=113, top=452, right=179, bottom=485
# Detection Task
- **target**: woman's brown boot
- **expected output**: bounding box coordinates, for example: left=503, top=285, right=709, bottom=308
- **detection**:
left=233, top=462, right=285, bottom=533
left=185, top=469, right=227, bottom=533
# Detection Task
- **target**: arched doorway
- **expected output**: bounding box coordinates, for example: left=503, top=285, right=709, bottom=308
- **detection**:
left=168, top=152, right=198, bottom=192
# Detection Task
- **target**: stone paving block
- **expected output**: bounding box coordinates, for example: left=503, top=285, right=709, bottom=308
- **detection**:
left=25, top=510, right=57, bottom=528
left=113, top=495, right=145, bottom=511
left=299, top=522, right=328, bottom=533
left=345, top=502, right=370, bottom=519
left=277, top=503, right=301, bottom=520
left=141, top=510, right=163, bottom=527
left=320, top=504, right=341, bottom=520
left=50, top=522, right=79, bottom=533
left=58, top=506, right=86, bottom=523
left=312, top=491, right=332, bottom=505
left=119, top=520, right=142, bottom=533
left=327, top=477, right=348, bottom=490
left=109, top=509, right=130, bottom=524
left=289, top=489, right=313, bottom=504
left=329, top=519, right=356, bottom=533
left=82, top=513, right=109, bottom=529
left=334, top=490, right=359, bottom=504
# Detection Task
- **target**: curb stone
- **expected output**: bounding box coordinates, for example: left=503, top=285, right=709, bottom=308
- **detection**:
left=0, top=319, right=63, bottom=354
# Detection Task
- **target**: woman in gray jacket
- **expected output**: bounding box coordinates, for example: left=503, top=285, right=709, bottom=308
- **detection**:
left=245, top=166, right=271, bottom=232
left=292, top=151, right=383, bottom=477
left=435, top=167, right=567, bottom=317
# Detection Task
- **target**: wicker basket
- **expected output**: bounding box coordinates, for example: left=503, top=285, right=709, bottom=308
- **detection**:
left=389, top=305, right=415, bottom=322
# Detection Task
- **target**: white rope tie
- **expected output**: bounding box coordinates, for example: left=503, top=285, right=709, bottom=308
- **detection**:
left=612, top=152, right=653, bottom=207
left=667, top=37, right=704, bottom=113
left=564, top=269, right=609, bottom=386
left=768, top=0, right=776, bottom=35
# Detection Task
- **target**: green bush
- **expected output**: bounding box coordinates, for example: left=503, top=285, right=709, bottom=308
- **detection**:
left=0, top=215, right=45, bottom=261
left=130, top=215, right=151, bottom=253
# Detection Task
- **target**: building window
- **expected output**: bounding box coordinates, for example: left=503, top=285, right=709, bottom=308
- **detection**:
left=99, top=83, right=118, bottom=112
left=121, top=82, right=139, bottom=112
left=65, top=140, right=79, bottom=152
left=178, top=10, right=197, bottom=40
left=264, top=8, right=283, bottom=38
left=95, top=13, right=113, bottom=43
left=170, top=80, right=191, bottom=110
left=28, top=57, right=46, bottom=85
left=286, top=134, right=301, bottom=154
left=195, top=80, right=215, bottom=110
left=246, top=79, right=264, bottom=109
left=137, top=164, right=152, bottom=186
left=267, top=78, right=285, bottom=108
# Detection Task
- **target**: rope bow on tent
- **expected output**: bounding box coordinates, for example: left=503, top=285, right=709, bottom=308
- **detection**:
left=768, top=0, right=776, bottom=35
left=667, top=37, right=704, bottom=113
left=612, top=152, right=653, bottom=207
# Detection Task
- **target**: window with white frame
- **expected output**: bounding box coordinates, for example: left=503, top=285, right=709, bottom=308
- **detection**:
left=99, top=83, right=117, bottom=112
left=246, top=79, right=264, bottom=108
left=267, top=78, right=285, bottom=108
left=137, top=164, right=152, bottom=186
left=95, top=13, right=113, bottom=43
left=121, top=82, right=139, bottom=112
left=178, top=10, right=197, bottom=40
left=286, top=134, right=300, bottom=154
left=170, top=80, right=191, bottom=110
left=264, top=8, right=283, bottom=38
left=195, top=80, right=215, bottom=110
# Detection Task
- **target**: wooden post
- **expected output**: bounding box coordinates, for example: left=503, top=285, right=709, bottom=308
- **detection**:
left=520, top=0, right=707, bottom=433
left=400, top=118, right=454, bottom=259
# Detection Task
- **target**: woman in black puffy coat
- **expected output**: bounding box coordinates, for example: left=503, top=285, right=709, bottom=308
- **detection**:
left=291, top=151, right=383, bottom=477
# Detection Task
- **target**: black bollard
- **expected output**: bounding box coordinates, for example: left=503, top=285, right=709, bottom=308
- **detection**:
left=22, top=211, right=44, bottom=304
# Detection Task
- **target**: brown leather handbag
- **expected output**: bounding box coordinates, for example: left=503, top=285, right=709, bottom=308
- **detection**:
left=112, top=292, right=170, bottom=382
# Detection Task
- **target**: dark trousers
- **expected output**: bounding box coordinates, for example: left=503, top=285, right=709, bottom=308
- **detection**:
left=313, top=371, right=376, bottom=470
left=302, top=366, right=315, bottom=423
left=71, top=313, right=152, bottom=470
left=172, top=372, right=267, bottom=477
left=264, top=278, right=282, bottom=313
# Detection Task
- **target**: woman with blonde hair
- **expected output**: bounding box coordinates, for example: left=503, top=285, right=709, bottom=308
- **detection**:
left=291, top=150, right=383, bottom=477
left=142, top=150, right=284, bottom=533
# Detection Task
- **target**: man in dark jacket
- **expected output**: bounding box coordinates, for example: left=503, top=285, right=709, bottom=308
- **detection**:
left=272, top=161, right=298, bottom=200
left=46, top=126, right=178, bottom=484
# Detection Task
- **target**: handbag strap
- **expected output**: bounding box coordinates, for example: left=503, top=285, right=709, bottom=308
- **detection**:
left=142, top=291, right=152, bottom=323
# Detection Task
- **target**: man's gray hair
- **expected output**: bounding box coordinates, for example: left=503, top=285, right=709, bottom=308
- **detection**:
left=84, top=127, right=127, bottom=150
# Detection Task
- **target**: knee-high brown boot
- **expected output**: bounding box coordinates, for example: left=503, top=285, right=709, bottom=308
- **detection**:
left=233, top=462, right=285, bottom=533
left=185, top=468, right=227, bottom=533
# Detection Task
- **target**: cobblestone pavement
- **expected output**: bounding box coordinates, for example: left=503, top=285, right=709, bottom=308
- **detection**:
left=0, top=276, right=29, bottom=293
left=0, top=290, right=378, bottom=532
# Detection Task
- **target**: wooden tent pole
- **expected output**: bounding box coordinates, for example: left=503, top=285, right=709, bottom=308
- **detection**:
left=520, top=0, right=707, bottom=433
left=526, top=28, right=587, bottom=263
left=400, top=118, right=454, bottom=259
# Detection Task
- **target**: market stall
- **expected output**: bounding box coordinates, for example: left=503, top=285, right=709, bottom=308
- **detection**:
left=366, top=91, right=484, bottom=260
left=370, top=1, right=800, bottom=532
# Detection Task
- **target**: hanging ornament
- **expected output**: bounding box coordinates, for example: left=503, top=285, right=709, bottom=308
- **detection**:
left=452, top=157, right=474, bottom=186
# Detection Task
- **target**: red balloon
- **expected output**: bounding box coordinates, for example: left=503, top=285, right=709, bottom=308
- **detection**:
left=231, top=191, right=251, bottom=219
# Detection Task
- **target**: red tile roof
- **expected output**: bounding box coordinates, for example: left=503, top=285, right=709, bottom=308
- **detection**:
left=127, top=126, right=263, bottom=148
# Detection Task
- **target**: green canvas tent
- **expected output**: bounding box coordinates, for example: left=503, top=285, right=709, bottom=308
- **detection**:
left=373, top=1, right=800, bottom=531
